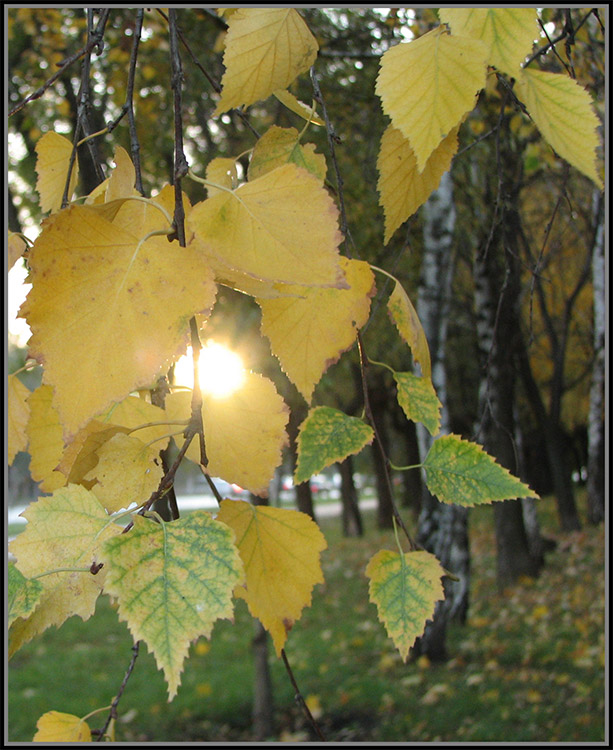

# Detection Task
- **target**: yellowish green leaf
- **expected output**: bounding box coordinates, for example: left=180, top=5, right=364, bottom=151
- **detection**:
left=515, top=68, right=603, bottom=189
left=295, top=406, right=374, bottom=484
left=8, top=485, right=123, bottom=657
left=8, top=562, right=43, bottom=628
left=216, top=499, right=327, bottom=655
left=84, top=433, right=164, bottom=513
left=26, top=384, right=66, bottom=492
left=366, top=549, right=445, bottom=661
left=423, top=433, right=539, bottom=506
left=248, top=125, right=327, bottom=182
left=394, top=371, right=442, bottom=436
left=387, top=281, right=431, bottom=380
left=438, top=8, right=538, bottom=77
left=215, top=8, right=318, bottom=114
left=376, top=25, right=488, bottom=171
left=100, top=511, right=244, bottom=700
left=19, top=202, right=217, bottom=436
left=273, top=88, right=325, bottom=126
left=188, top=163, right=345, bottom=288
left=377, top=124, right=458, bottom=244
left=35, top=131, right=79, bottom=213
left=8, top=373, right=31, bottom=464
left=33, top=711, right=91, bottom=743
left=258, top=257, right=375, bottom=402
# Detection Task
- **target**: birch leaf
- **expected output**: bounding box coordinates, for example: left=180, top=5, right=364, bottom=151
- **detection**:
left=8, top=373, right=31, bottom=464
left=19, top=203, right=217, bottom=436
left=423, top=433, right=539, bottom=506
left=376, top=26, right=487, bottom=171
left=33, top=711, right=91, bottom=743
left=216, top=499, right=327, bottom=655
left=295, top=406, right=374, bottom=484
left=248, top=125, right=327, bottom=182
left=84, top=433, right=164, bottom=513
left=378, top=124, right=458, bottom=244
left=515, top=68, right=603, bottom=189
left=258, top=257, right=375, bottom=401
left=366, top=549, right=445, bottom=661
left=26, top=384, right=65, bottom=492
left=8, top=485, right=123, bottom=657
left=205, top=157, right=238, bottom=197
left=8, top=563, right=43, bottom=628
left=188, top=163, right=345, bottom=288
left=100, top=394, right=172, bottom=448
left=438, top=8, right=538, bottom=77
left=387, top=281, right=431, bottom=380
left=56, top=421, right=130, bottom=488
left=215, top=8, right=318, bottom=114
left=394, top=371, right=442, bottom=436
left=273, top=88, right=325, bottom=126
left=8, top=231, right=27, bottom=270
left=105, top=145, right=138, bottom=203
left=35, top=132, right=79, bottom=213
left=100, top=511, right=244, bottom=701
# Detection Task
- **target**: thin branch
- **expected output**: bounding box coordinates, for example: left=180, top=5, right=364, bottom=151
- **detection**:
left=281, top=649, right=326, bottom=742
left=93, top=642, right=140, bottom=741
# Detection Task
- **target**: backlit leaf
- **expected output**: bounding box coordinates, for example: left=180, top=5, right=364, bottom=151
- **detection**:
left=26, top=384, right=65, bottom=492
left=295, top=406, right=374, bottom=484
left=423, top=433, right=539, bottom=506
left=19, top=202, right=217, bottom=436
left=105, top=145, right=138, bottom=203
left=205, top=157, right=238, bottom=197
left=377, top=124, right=458, bottom=244
left=8, top=562, right=43, bottom=628
left=258, top=257, right=375, bottom=401
left=100, top=511, right=244, bottom=700
left=8, top=485, right=123, bottom=657
left=33, top=711, right=91, bottom=743
left=84, top=433, right=164, bottom=513
left=387, top=281, right=431, bottom=380
left=8, top=231, right=27, bottom=270
left=56, top=421, right=130, bottom=488
left=188, top=163, right=345, bottom=288
left=8, top=373, right=30, bottom=464
left=35, top=132, right=79, bottom=213
left=215, top=8, right=318, bottom=114
left=216, top=499, right=327, bottom=655
left=376, top=25, right=487, bottom=171
left=100, top=394, right=172, bottom=448
left=248, top=125, right=327, bottom=182
left=515, top=68, right=603, bottom=189
left=366, top=549, right=445, bottom=660
left=394, top=371, right=442, bottom=436
left=438, top=8, right=538, bottom=77
left=273, top=88, right=325, bottom=126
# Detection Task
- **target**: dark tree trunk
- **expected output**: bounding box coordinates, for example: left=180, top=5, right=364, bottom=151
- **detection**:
left=338, top=456, right=363, bottom=537
left=400, top=420, right=423, bottom=518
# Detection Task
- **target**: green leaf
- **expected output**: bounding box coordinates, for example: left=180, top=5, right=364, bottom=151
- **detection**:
left=365, top=549, right=445, bottom=661
left=100, top=511, right=244, bottom=701
left=8, top=562, right=43, bottom=628
left=394, top=371, right=442, bottom=436
left=423, top=433, right=539, bottom=506
left=294, top=406, right=374, bottom=484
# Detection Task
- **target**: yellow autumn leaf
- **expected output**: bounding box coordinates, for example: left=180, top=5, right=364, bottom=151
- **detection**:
left=19, top=202, right=217, bottom=436
left=33, top=711, right=91, bottom=743
left=366, top=549, right=445, bottom=661
left=8, top=373, right=31, bottom=464
left=205, top=157, right=238, bottom=196
left=215, top=8, right=318, bottom=115
left=84, top=432, right=164, bottom=513
left=100, top=393, right=173, bottom=448
left=56, top=421, right=130, bottom=488
left=105, top=145, right=138, bottom=203
left=438, top=8, right=538, bottom=77
left=377, top=124, right=458, bottom=244
left=9, top=485, right=123, bottom=657
left=35, top=131, right=79, bottom=213
left=101, top=511, right=244, bottom=700
left=258, top=257, right=375, bottom=401
left=216, top=499, right=327, bottom=655
left=387, top=281, right=431, bottom=380
left=26, top=384, right=66, bottom=492
left=515, top=68, right=603, bottom=189
left=273, top=88, right=325, bottom=126
left=8, top=231, right=27, bottom=271
left=188, top=163, right=345, bottom=288
left=248, top=125, right=327, bottom=183
left=376, top=25, right=488, bottom=171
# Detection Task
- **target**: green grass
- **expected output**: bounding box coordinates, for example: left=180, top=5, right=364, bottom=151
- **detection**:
left=8, top=490, right=605, bottom=742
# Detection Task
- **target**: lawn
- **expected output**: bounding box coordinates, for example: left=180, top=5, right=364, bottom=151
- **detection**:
left=7, top=489, right=606, bottom=743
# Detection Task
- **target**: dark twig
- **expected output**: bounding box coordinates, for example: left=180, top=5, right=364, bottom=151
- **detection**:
left=281, top=649, right=326, bottom=741
left=94, top=642, right=140, bottom=741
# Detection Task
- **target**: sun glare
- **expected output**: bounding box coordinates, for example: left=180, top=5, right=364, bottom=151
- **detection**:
left=174, top=341, right=245, bottom=398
